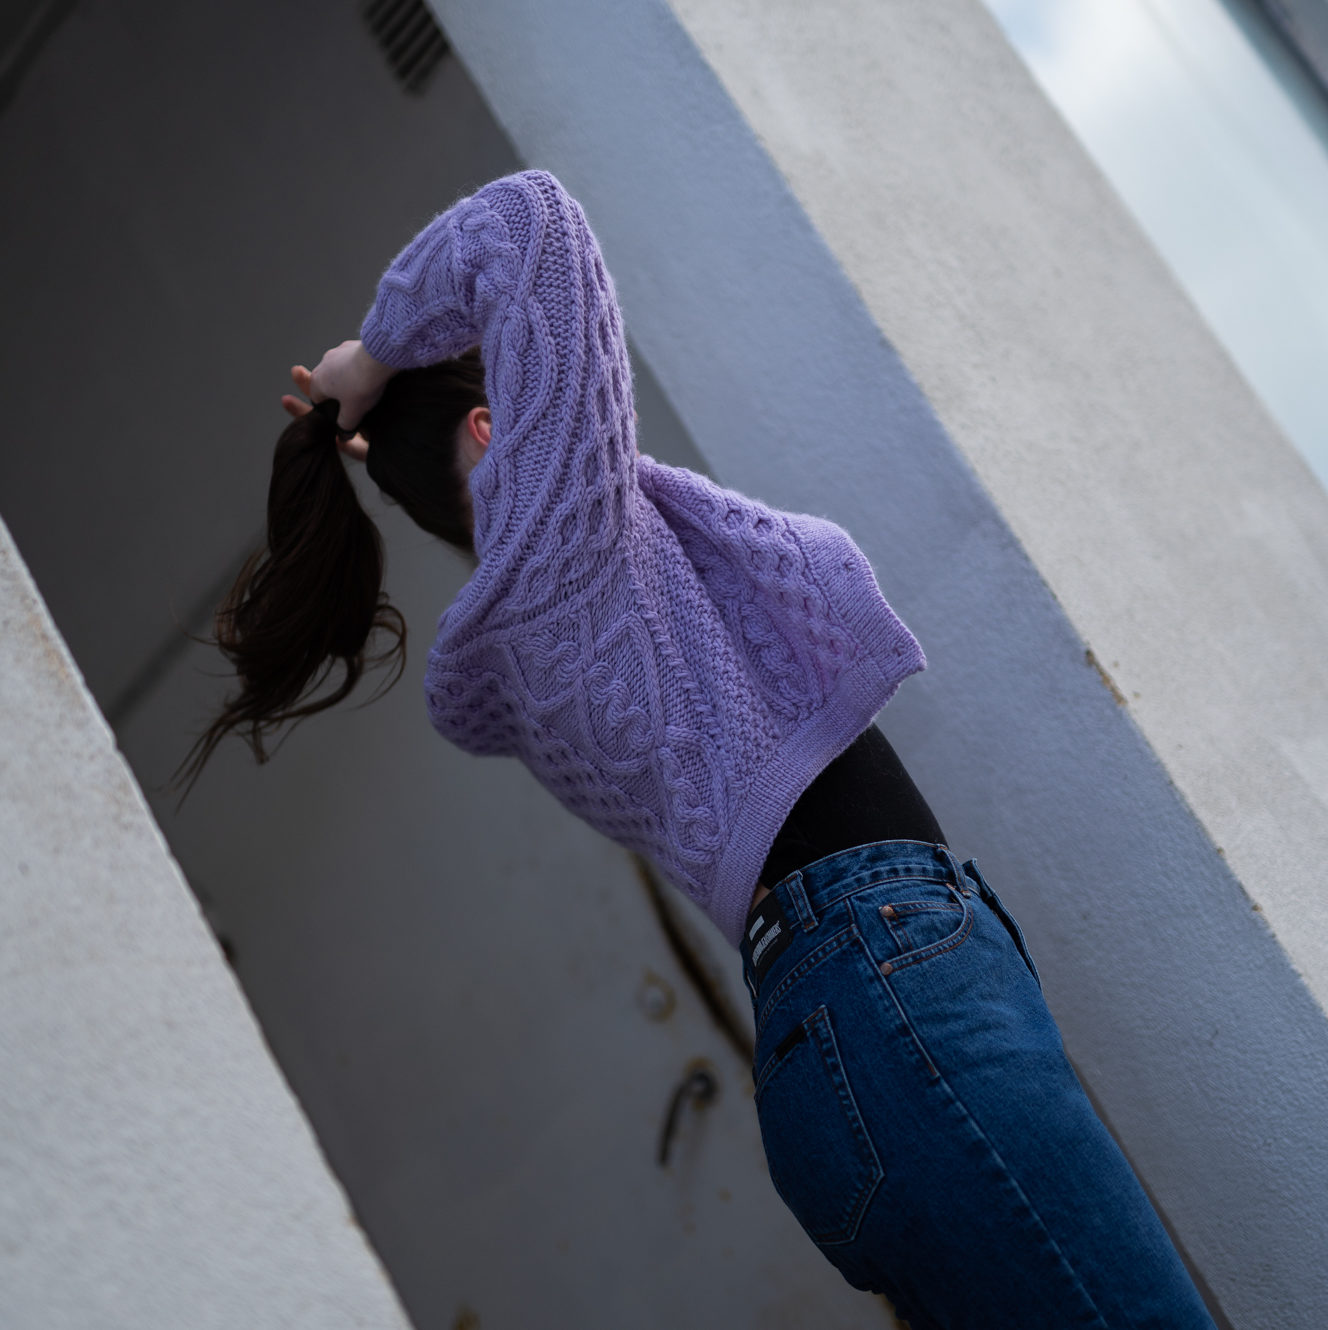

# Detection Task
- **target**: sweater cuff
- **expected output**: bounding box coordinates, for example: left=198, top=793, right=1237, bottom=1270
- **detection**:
left=359, top=312, right=420, bottom=372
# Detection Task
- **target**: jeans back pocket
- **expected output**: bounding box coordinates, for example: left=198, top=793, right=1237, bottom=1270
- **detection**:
left=851, top=875, right=974, bottom=976
left=754, top=1004, right=882, bottom=1246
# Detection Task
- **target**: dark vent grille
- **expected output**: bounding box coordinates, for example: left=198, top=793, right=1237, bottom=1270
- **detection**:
left=362, top=0, right=449, bottom=95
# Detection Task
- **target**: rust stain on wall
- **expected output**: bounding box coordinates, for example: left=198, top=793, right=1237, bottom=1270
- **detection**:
left=1084, top=648, right=1128, bottom=706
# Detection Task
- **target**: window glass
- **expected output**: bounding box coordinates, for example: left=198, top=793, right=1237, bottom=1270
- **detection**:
left=983, top=0, right=1328, bottom=491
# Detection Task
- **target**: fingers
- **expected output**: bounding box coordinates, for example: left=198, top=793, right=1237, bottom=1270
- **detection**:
left=288, top=352, right=374, bottom=446
left=338, top=434, right=370, bottom=463
left=291, top=363, right=319, bottom=402
left=281, top=390, right=368, bottom=461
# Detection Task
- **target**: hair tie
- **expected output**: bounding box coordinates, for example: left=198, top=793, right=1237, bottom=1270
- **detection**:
left=311, top=396, right=356, bottom=439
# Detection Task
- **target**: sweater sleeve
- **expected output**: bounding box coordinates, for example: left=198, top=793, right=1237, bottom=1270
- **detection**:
left=359, top=170, right=636, bottom=566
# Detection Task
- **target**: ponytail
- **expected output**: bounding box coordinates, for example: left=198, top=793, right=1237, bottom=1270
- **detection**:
left=176, top=398, right=405, bottom=791
left=179, top=351, right=487, bottom=794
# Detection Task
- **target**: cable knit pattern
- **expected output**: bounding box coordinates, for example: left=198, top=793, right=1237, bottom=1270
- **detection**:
left=361, top=171, right=925, bottom=946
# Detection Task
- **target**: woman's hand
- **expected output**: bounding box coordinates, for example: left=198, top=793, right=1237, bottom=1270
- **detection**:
left=284, top=339, right=395, bottom=461
left=300, top=340, right=396, bottom=433
left=281, top=364, right=371, bottom=461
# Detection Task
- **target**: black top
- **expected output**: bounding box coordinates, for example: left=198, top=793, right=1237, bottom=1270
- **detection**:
left=759, top=726, right=946, bottom=887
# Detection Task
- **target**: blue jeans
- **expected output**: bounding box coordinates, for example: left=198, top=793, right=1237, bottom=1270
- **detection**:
left=740, top=840, right=1216, bottom=1329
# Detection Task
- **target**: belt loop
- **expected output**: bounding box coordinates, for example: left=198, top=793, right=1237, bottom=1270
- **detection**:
left=940, top=845, right=973, bottom=897
left=963, top=856, right=990, bottom=897
left=783, top=870, right=818, bottom=932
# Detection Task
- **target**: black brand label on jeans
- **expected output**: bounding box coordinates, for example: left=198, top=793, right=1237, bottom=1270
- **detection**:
left=745, top=892, right=795, bottom=996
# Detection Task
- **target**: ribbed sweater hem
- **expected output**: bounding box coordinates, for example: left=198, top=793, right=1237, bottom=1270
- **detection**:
left=710, top=648, right=912, bottom=948
left=709, top=534, right=925, bottom=947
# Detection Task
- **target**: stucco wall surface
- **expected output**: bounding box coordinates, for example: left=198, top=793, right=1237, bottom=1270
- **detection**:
left=0, top=519, right=411, bottom=1330
left=672, top=0, right=1328, bottom=1007
left=427, top=0, right=1328, bottom=1324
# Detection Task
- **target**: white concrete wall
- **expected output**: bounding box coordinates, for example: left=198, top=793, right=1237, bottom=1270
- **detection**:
left=427, top=0, right=1328, bottom=1324
left=674, top=0, right=1328, bottom=1001
left=0, top=519, right=412, bottom=1330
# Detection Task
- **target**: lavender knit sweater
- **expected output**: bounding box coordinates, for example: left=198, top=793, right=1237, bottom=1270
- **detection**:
left=360, top=171, right=925, bottom=947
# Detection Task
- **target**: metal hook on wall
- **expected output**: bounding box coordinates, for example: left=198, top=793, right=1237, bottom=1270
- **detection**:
left=657, top=1064, right=719, bottom=1167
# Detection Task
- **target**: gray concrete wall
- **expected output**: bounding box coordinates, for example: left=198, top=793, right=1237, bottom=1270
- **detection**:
left=427, top=0, right=1328, bottom=1324
left=0, top=518, right=411, bottom=1330
left=0, top=2, right=913, bottom=1326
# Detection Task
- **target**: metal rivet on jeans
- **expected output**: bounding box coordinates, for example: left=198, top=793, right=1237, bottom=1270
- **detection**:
left=880, top=961, right=894, bottom=977
left=880, top=904, right=897, bottom=919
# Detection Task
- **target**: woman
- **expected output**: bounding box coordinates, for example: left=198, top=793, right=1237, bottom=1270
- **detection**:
left=190, top=170, right=1216, bottom=1329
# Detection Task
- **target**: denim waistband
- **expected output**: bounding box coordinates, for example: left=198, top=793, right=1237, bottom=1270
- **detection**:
left=739, top=839, right=962, bottom=973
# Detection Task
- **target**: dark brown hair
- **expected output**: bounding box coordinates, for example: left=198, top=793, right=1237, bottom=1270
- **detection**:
left=177, top=350, right=487, bottom=790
